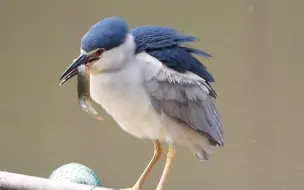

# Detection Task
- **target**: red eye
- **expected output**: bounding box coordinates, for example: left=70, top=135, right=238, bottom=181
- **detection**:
left=95, top=48, right=104, bottom=56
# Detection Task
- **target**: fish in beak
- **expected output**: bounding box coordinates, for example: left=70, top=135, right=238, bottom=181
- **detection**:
left=59, top=50, right=104, bottom=121
left=59, top=54, right=88, bottom=86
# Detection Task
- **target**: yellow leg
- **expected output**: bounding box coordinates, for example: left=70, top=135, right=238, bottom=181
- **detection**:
left=121, top=140, right=162, bottom=190
left=156, top=144, right=176, bottom=190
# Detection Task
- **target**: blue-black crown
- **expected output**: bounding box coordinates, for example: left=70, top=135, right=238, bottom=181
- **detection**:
left=80, top=17, right=129, bottom=52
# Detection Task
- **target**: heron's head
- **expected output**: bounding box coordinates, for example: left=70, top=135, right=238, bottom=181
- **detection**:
left=59, top=16, right=135, bottom=85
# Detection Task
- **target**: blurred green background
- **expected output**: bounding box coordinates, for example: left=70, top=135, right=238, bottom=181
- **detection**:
left=0, top=0, right=303, bottom=190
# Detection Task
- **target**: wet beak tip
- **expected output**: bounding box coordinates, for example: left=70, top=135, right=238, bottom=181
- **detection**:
left=59, top=54, right=87, bottom=86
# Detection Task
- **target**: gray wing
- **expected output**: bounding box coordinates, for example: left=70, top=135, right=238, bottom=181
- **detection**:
left=142, top=60, right=224, bottom=146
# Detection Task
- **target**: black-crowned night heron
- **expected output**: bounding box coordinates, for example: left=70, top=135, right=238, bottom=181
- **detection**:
left=59, top=16, right=224, bottom=190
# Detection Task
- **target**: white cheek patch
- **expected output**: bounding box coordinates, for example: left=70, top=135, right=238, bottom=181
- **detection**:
left=88, top=59, right=104, bottom=75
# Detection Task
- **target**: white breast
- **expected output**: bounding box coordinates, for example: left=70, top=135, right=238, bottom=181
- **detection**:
left=89, top=64, right=167, bottom=140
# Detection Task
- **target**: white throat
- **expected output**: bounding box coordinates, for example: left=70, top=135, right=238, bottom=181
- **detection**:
left=89, top=33, right=143, bottom=114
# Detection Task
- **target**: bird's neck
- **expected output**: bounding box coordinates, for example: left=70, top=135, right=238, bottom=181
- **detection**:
left=89, top=59, right=143, bottom=109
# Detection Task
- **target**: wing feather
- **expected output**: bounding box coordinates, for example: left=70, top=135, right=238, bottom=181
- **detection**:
left=139, top=53, right=224, bottom=146
left=130, top=26, right=215, bottom=83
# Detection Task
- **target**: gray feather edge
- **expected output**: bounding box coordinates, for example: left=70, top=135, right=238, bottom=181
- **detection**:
left=144, top=65, right=224, bottom=146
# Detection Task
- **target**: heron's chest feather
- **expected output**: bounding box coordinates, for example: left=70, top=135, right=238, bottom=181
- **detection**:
left=90, top=72, right=166, bottom=140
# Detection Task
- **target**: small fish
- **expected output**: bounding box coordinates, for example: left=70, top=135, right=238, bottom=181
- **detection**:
left=77, top=65, right=103, bottom=121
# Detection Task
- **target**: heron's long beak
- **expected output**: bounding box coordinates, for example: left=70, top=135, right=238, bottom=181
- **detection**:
left=59, top=54, right=88, bottom=86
